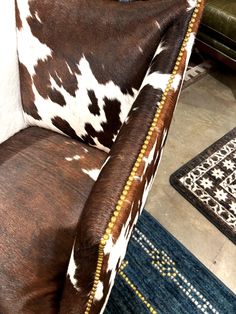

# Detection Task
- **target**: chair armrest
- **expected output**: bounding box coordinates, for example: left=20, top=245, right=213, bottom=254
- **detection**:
left=60, top=1, right=205, bottom=313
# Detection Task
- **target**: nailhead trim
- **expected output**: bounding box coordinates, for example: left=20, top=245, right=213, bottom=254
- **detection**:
left=84, top=1, right=202, bottom=312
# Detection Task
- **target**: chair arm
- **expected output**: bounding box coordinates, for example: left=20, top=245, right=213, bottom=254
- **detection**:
left=60, top=1, right=205, bottom=313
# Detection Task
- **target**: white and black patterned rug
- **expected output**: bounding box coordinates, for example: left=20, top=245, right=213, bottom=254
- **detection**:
left=170, top=128, right=236, bottom=244
left=183, top=48, right=212, bottom=89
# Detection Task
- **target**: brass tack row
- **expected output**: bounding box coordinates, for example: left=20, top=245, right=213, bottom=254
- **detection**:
left=84, top=1, right=202, bottom=312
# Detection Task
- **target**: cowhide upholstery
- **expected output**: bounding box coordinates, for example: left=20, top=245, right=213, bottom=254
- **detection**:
left=59, top=1, right=205, bottom=313
left=0, top=127, right=107, bottom=313
left=15, top=0, right=200, bottom=153
left=0, top=1, right=26, bottom=144
left=0, top=0, right=204, bottom=313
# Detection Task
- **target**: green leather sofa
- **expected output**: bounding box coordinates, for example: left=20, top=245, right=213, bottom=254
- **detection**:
left=196, top=0, right=236, bottom=69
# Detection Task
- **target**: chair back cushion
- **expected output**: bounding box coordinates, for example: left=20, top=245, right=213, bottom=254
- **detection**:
left=0, top=0, right=26, bottom=144
left=16, top=0, right=171, bottom=152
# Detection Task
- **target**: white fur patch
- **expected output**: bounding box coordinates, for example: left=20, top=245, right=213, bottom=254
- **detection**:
left=0, top=0, right=26, bottom=144
left=67, top=244, right=80, bottom=292
left=17, top=0, right=52, bottom=76
left=19, top=52, right=137, bottom=151
left=142, top=72, right=181, bottom=92
left=94, top=281, right=104, bottom=302
left=187, top=0, right=197, bottom=11
left=172, top=74, right=182, bottom=91
left=65, top=154, right=81, bottom=161
left=100, top=206, right=136, bottom=313
left=82, top=168, right=100, bottom=181
left=153, top=40, right=167, bottom=58
left=138, top=46, right=143, bottom=53
left=185, top=33, right=196, bottom=65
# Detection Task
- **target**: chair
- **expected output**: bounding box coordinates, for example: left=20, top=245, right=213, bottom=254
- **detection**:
left=0, top=1, right=204, bottom=313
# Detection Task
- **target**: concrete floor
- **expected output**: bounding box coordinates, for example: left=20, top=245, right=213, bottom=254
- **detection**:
left=146, top=64, right=236, bottom=293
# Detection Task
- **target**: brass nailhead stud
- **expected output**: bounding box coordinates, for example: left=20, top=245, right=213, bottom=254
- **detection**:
left=101, top=239, right=106, bottom=246
left=106, top=228, right=111, bottom=234
left=108, top=222, right=114, bottom=229
left=153, top=117, right=158, bottom=123
left=111, top=216, right=116, bottom=223
left=113, top=211, right=119, bottom=217
left=122, top=190, right=128, bottom=196
left=103, top=234, right=109, bottom=240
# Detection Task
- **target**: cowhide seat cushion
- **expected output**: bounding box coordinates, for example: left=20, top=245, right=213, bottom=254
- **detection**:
left=0, top=127, right=107, bottom=313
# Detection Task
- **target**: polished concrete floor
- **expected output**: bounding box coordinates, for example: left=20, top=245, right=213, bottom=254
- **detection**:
left=146, top=64, right=236, bottom=293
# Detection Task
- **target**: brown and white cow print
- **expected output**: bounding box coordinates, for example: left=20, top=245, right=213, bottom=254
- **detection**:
left=16, top=0, right=176, bottom=152
left=60, top=1, right=205, bottom=313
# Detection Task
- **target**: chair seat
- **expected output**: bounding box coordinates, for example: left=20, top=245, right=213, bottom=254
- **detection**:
left=0, top=127, right=107, bottom=313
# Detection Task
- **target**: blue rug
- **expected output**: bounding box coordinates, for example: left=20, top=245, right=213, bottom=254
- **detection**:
left=105, top=211, right=236, bottom=314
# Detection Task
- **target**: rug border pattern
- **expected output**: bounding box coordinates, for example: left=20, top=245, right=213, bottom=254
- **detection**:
left=170, top=128, right=236, bottom=244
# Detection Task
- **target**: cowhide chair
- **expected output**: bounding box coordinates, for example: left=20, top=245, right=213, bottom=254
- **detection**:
left=0, top=0, right=204, bottom=313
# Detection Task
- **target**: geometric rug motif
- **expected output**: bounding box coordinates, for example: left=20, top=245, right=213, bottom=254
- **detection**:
left=182, top=48, right=212, bottom=89
left=170, top=128, right=236, bottom=244
left=105, top=211, right=236, bottom=314
left=183, top=60, right=212, bottom=89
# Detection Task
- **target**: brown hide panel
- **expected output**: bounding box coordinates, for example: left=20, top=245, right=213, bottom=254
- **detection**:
left=0, top=127, right=107, bottom=313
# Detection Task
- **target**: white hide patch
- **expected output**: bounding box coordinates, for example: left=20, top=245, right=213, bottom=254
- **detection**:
left=138, top=46, right=143, bottom=53
left=21, top=53, right=137, bottom=151
left=185, top=33, right=196, bottom=65
left=65, top=154, right=81, bottom=161
left=35, top=11, right=42, bottom=23
left=94, top=281, right=104, bottom=302
left=153, top=40, right=166, bottom=58
left=0, top=0, right=26, bottom=144
left=140, top=128, right=168, bottom=212
left=99, top=211, right=133, bottom=312
left=82, top=168, right=100, bottom=181
left=67, top=244, right=80, bottom=292
left=17, top=1, right=52, bottom=76
left=142, top=72, right=181, bottom=92
left=155, top=20, right=160, bottom=29
left=187, top=0, right=197, bottom=11
left=172, top=74, right=182, bottom=91
left=142, top=135, right=158, bottom=181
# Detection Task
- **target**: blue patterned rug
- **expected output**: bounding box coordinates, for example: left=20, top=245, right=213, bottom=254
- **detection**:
left=105, top=211, right=236, bottom=314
